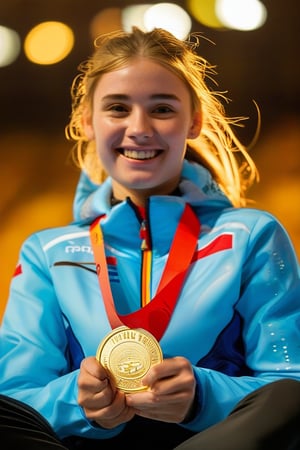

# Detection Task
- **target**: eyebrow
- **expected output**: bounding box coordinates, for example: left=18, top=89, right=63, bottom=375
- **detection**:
left=101, top=93, right=181, bottom=102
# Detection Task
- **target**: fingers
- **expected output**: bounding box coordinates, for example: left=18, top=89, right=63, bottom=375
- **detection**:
left=79, top=356, right=108, bottom=382
left=125, top=357, right=196, bottom=423
left=77, top=356, right=136, bottom=429
left=78, top=356, right=113, bottom=410
left=77, top=355, right=197, bottom=427
left=126, top=390, right=192, bottom=423
left=90, top=390, right=135, bottom=429
left=78, top=357, right=111, bottom=402
left=143, top=356, right=195, bottom=394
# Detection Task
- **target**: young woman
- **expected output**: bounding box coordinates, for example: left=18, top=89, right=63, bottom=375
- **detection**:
left=1, top=27, right=300, bottom=449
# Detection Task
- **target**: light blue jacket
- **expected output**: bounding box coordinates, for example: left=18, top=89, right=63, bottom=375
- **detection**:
left=1, top=160, right=300, bottom=439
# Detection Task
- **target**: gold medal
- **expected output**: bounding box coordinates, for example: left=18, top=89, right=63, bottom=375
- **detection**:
left=96, top=326, right=163, bottom=393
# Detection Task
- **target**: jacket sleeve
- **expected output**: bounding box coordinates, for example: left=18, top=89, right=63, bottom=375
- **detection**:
left=0, top=233, right=124, bottom=440
left=182, top=212, right=300, bottom=432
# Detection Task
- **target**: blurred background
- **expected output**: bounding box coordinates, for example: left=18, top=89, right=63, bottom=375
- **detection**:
left=1, top=0, right=299, bottom=318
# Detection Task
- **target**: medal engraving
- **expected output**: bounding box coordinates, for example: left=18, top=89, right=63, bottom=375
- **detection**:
left=96, top=326, right=163, bottom=393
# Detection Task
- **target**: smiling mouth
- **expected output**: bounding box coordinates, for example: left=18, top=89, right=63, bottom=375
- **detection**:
left=119, top=149, right=161, bottom=160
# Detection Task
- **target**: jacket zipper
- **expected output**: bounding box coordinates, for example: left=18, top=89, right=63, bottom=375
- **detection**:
left=140, top=217, right=152, bottom=307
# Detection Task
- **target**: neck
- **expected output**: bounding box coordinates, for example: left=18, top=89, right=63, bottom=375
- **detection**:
left=111, top=186, right=182, bottom=208
left=111, top=176, right=182, bottom=207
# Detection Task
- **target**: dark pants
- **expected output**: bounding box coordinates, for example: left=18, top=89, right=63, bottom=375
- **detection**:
left=1, top=379, right=300, bottom=450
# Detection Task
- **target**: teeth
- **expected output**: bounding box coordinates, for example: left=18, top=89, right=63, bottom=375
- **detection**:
left=123, top=149, right=157, bottom=160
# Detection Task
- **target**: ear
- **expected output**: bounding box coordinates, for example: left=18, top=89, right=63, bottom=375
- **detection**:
left=82, top=108, right=95, bottom=140
left=187, top=111, right=202, bottom=139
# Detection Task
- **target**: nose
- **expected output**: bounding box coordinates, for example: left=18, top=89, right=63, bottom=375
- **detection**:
left=126, top=108, right=153, bottom=141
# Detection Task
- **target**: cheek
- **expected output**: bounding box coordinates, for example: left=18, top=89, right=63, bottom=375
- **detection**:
left=166, top=127, right=189, bottom=148
left=94, top=117, right=120, bottom=142
left=162, top=116, right=191, bottom=138
left=93, top=125, right=117, bottom=162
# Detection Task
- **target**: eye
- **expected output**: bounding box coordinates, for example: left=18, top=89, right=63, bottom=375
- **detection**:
left=153, top=104, right=174, bottom=114
left=107, top=104, right=128, bottom=113
left=101, top=102, right=130, bottom=117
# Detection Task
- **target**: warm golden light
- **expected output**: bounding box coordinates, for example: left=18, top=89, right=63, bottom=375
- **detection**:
left=187, top=0, right=224, bottom=29
left=24, top=21, right=74, bottom=65
left=89, top=8, right=122, bottom=40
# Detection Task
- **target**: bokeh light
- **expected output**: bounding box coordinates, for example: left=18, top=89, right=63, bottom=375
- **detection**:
left=187, top=0, right=224, bottom=29
left=122, top=4, right=151, bottom=32
left=24, top=21, right=74, bottom=65
left=89, top=8, right=122, bottom=40
left=0, top=26, right=21, bottom=67
left=216, top=0, right=267, bottom=31
left=143, top=3, right=192, bottom=39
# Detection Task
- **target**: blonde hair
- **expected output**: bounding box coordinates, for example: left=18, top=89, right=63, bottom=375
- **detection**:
left=66, top=27, right=259, bottom=207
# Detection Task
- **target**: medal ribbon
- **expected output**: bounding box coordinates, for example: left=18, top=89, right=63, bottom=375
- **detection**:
left=90, top=204, right=200, bottom=341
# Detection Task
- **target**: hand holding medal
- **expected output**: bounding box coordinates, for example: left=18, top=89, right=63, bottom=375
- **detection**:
left=96, top=326, right=163, bottom=393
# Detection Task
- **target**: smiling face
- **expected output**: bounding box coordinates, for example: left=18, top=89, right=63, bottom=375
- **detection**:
left=83, top=57, right=202, bottom=205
